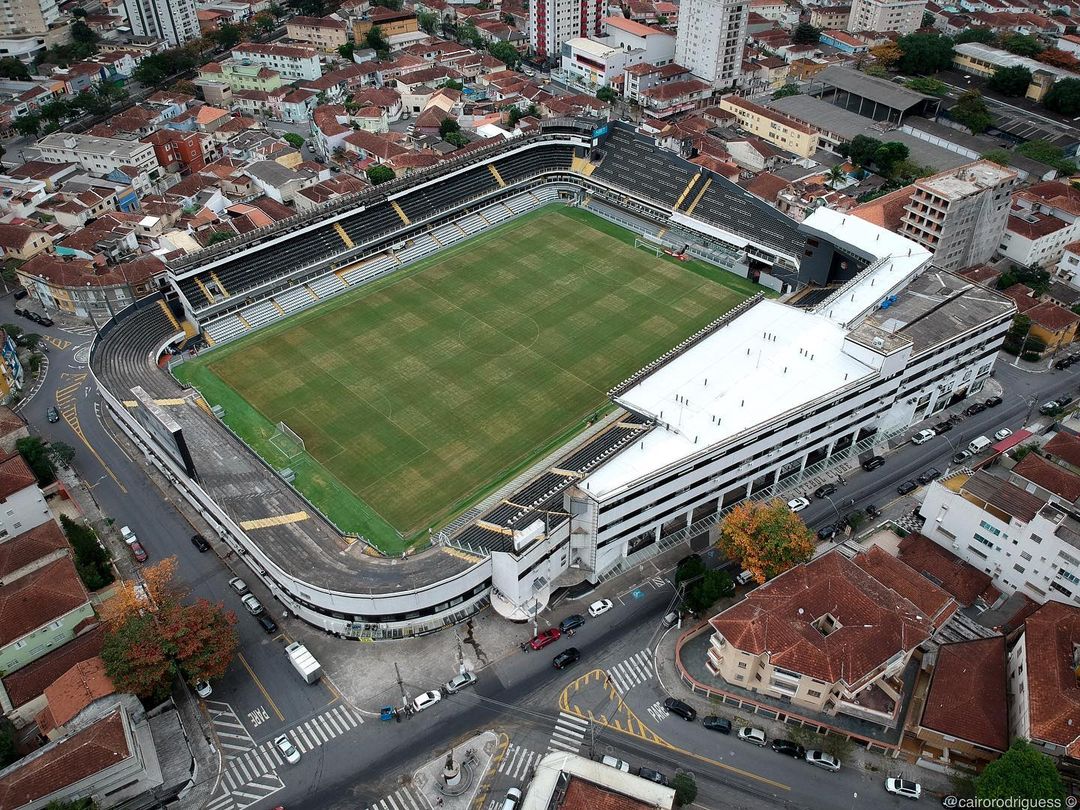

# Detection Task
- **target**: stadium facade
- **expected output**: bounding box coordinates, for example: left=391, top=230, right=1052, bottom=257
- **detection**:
left=91, top=119, right=1015, bottom=637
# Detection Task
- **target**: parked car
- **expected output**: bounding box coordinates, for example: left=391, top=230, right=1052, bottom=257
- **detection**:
left=994, top=428, right=1013, bottom=441
left=411, top=690, right=442, bottom=712
left=787, top=496, right=810, bottom=512
left=120, top=525, right=137, bottom=545
left=637, top=767, right=667, bottom=785
left=12, top=288, right=27, bottom=300
left=228, top=577, right=249, bottom=595
left=952, top=450, right=973, bottom=464
left=917, top=467, right=940, bottom=485
left=738, top=727, right=767, bottom=747
left=502, top=787, right=522, bottom=810
left=257, top=614, right=279, bottom=634
left=663, top=697, right=696, bottom=721
left=129, top=540, right=148, bottom=563
left=884, top=778, right=921, bottom=800
left=35, top=314, right=53, bottom=327
left=702, top=715, right=732, bottom=734
left=560, top=614, right=586, bottom=633
left=933, top=421, right=952, bottom=434
left=1060, top=394, right=1075, bottom=407
left=274, top=735, right=301, bottom=765
left=861, top=455, right=885, bottom=471
left=771, top=740, right=806, bottom=759
left=444, top=671, right=478, bottom=694
left=910, top=429, right=936, bottom=445
left=46, top=406, right=59, bottom=423
left=552, top=648, right=580, bottom=670
left=529, top=628, right=561, bottom=650
left=190, top=533, right=210, bottom=552
left=813, top=483, right=837, bottom=498
left=676, top=553, right=701, bottom=570
left=897, top=480, right=918, bottom=495
left=965, top=402, right=987, bottom=416
left=817, top=524, right=838, bottom=540
left=588, top=599, right=613, bottom=617
left=194, top=680, right=212, bottom=698
left=600, top=756, right=630, bottom=772
left=985, top=395, right=1003, bottom=407
left=1056, top=358, right=1073, bottom=370
left=1040, top=400, right=1061, bottom=415
left=805, top=750, right=841, bottom=772
left=241, top=593, right=264, bottom=615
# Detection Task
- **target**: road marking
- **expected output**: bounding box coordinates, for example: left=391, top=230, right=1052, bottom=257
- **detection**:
left=55, top=372, right=127, bottom=493
left=236, top=652, right=284, bottom=722
left=607, top=649, right=655, bottom=693
left=366, top=785, right=427, bottom=810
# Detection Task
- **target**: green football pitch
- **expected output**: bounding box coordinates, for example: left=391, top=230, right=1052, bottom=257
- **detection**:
left=175, top=206, right=759, bottom=554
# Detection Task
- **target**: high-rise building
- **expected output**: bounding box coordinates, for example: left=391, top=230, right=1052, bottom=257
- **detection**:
left=898, top=161, right=1018, bottom=272
left=122, top=0, right=198, bottom=46
left=529, top=0, right=603, bottom=61
left=674, top=0, right=748, bottom=88
left=846, top=0, right=926, bottom=35
left=0, top=0, right=65, bottom=61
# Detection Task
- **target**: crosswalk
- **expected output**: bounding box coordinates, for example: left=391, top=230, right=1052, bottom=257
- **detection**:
left=498, top=742, right=542, bottom=779
left=606, top=649, right=654, bottom=693
left=206, top=700, right=256, bottom=760
left=548, top=711, right=589, bottom=753
left=365, top=783, right=428, bottom=810
left=206, top=772, right=284, bottom=810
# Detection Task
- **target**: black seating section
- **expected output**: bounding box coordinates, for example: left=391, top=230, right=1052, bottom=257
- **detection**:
left=690, top=177, right=805, bottom=256
left=398, top=166, right=499, bottom=221
left=591, top=127, right=694, bottom=208
left=494, top=144, right=574, bottom=184
left=336, top=201, right=404, bottom=246
left=90, top=299, right=176, bottom=398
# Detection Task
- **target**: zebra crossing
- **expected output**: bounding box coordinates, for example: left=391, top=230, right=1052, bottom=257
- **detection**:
left=206, top=700, right=256, bottom=760
left=548, top=711, right=589, bottom=753
left=498, top=742, right=542, bottom=779
left=365, top=783, right=428, bottom=810
left=205, top=772, right=284, bottom=810
left=606, top=649, right=654, bottom=694
left=61, top=324, right=98, bottom=337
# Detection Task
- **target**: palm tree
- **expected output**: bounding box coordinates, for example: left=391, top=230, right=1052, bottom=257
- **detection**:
left=826, top=164, right=847, bottom=189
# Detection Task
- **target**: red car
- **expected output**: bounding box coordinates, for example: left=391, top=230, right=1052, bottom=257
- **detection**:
left=129, top=540, right=148, bottom=563
left=529, top=628, right=562, bottom=650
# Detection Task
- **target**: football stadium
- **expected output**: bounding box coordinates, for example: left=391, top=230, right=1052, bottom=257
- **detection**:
left=90, top=119, right=1014, bottom=637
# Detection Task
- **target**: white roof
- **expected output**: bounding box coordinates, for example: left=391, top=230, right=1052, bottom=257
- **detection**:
left=521, top=752, right=674, bottom=810
left=564, top=37, right=620, bottom=58
left=955, top=41, right=1079, bottom=80
left=580, top=299, right=877, bottom=500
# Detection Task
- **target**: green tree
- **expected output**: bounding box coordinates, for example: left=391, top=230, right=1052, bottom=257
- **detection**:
left=954, top=28, right=997, bottom=44
left=841, top=134, right=881, bottom=168
left=998, top=264, right=1051, bottom=295
left=1000, top=33, right=1042, bottom=56
left=282, top=132, right=304, bottom=149
left=1017, top=139, right=1077, bottom=174
left=364, top=25, right=390, bottom=57
left=16, top=435, right=54, bottom=485
left=596, top=85, right=617, bottom=102
left=981, top=148, right=1012, bottom=166
left=39, top=99, right=71, bottom=123
left=288, top=0, right=325, bottom=15
left=976, top=740, right=1065, bottom=804
left=43, top=800, right=96, bottom=810
left=441, top=78, right=463, bottom=90
left=338, top=41, right=355, bottom=60
left=13, top=112, right=40, bottom=136
left=792, top=22, right=820, bottom=44
left=684, top=569, right=734, bottom=614
left=439, top=117, right=460, bottom=138
left=211, top=22, right=245, bottom=49
left=905, top=76, right=946, bottom=95
left=489, top=40, right=521, bottom=67
left=896, top=32, right=954, bottom=74
left=674, top=557, right=706, bottom=584
left=458, top=20, right=483, bottom=48
left=951, top=89, right=992, bottom=134
left=1044, top=77, right=1080, bottom=115
left=49, top=440, right=75, bottom=468
left=71, top=19, right=98, bottom=47
left=826, top=164, right=847, bottom=188
left=0, top=717, right=15, bottom=767
left=672, top=773, right=697, bottom=807
left=366, top=164, right=395, bottom=185
left=60, top=514, right=114, bottom=591
left=874, top=141, right=910, bottom=176
left=418, top=9, right=439, bottom=33
left=0, top=57, right=29, bottom=80
left=371, top=0, right=403, bottom=7
left=772, top=82, right=800, bottom=99
left=132, top=48, right=197, bottom=86
left=252, top=12, right=275, bottom=33
left=445, top=130, right=468, bottom=147
left=988, top=65, right=1032, bottom=96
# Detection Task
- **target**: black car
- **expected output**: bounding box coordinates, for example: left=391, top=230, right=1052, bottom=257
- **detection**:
left=677, top=553, right=702, bottom=569
left=190, top=533, right=210, bottom=552
left=46, top=406, right=59, bottom=423
left=257, top=614, right=279, bottom=634
left=817, top=524, right=838, bottom=540
left=814, top=483, right=837, bottom=499
left=12, top=288, right=27, bottom=300
left=953, top=450, right=973, bottom=464
left=965, top=402, right=987, bottom=416
left=560, top=614, right=586, bottom=633
left=861, top=455, right=885, bottom=471
left=637, top=768, right=668, bottom=786
left=703, top=715, right=732, bottom=734
left=1060, top=395, right=1075, bottom=407
left=553, top=648, right=580, bottom=670
left=37, top=314, right=53, bottom=327
left=897, top=480, right=918, bottom=495
left=985, top=396, right=1003, bottom=407
left=1056, top=358, right=1073, bottom=370
left=663, top=697, right=697, bottom=721
left=933, top=421, right=952, bottom=434
left=917, top=467, right=940, bottom=485
left=13, top=307, right=28, bottom=319
left=770, top=740, right=807, bottom=758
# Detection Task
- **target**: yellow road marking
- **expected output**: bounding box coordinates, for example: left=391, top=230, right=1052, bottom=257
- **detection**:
left=43, top=335, right=71, bottom=350
left=56, top=372, right=127, bottom=494
left=239, top=511, right=309, bottom=530
left=237, top=652, right=284, bottom=722
left=210, top=271, right=230, bottom=297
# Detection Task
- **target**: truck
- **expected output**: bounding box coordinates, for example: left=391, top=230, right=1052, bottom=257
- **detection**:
left=285, top=642, right=322, bottom=684
left=967, top=435, right=993, bottom=454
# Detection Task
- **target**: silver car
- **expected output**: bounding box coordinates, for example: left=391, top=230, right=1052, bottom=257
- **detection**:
left=444, top=671, right=478, bottom=694
left=805, top=750, right=840, bottom=772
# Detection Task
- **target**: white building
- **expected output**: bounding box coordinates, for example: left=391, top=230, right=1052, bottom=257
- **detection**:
left=34, top=132, right=162, bottom=180
left=602, top=16, right=676, bottom=64
left=846, top=0, right=926, bottom=34
left=122, top=0, right=199, bottom=45
left=231, top=42, right=323, bottom=81
left=674, top=0, right=748, bottom=87
left=0, top=452, right=51, bottom=539
left=999, top=208, right=1078, bottom=269
left=561, top=37, right=658, bottom=90
left=529, top=0, right=604, bottom=60
left=1055, top=240, right=1080, bottom=289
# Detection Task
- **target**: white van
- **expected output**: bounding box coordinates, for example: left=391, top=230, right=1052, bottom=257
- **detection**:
left=967, top=436, right=993, bottom=454
left=601, top=755, right=630, bottom=772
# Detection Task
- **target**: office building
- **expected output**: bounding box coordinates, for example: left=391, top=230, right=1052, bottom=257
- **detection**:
left=674, top=0, right=748, bottom=87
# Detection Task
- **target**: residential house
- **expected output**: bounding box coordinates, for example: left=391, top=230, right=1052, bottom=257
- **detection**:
left=17, top=253, right=164, bottom=321
left=34, top=133, right=162, bottom=182
left=285, top=15, right=349, bottom=52
left=0, top=223, right=51, bottom=261
left=718, top=95, right=819, bottom=157
left=243, top=160, right=320, bottom=204
left=231, top=42, right=323, bottom=82
left=142, top=128, right=206, bottom=174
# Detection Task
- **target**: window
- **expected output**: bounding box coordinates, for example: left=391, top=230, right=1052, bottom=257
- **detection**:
left=979, top=520, right=1001, bottom=536
left=737, top=661, right=747, bottom=669
left=973, top=533, right=996, bottom=550
left=1021, top=551, right=1032, bottom=561
left=1014, top=564, right=1026, bottom=574
left=807, top=689, right=821, bottom=698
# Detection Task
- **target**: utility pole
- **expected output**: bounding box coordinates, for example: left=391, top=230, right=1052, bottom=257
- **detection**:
left=587, top=720, right=596, bottom=759
left=395, top=662, right=410, bottom=708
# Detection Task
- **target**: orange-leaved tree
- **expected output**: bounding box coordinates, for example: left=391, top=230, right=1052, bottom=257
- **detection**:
left=716, top=499, right=815, bottom=585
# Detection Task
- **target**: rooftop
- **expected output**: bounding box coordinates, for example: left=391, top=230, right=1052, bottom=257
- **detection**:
left=918, top=161, right=1017, bottom=200
left=816, top=64, right=936, bottom=111
left=961, top=470, right=1046, bottom=523
left=1017, top=601, right=1080, bottom=756
left=2, top=625, right=105, bottom=708
left=603, top=15, right=671, bottom=37
left=920, top=637, right=1008, bottom=752
left=0, top=452, right=37, bottom=500
left=0, top=521, right=68, bottom=581
left=1045, top=432, right=1080, bottom=469
left=0, top=556, right=89, bottom=647
left=35, top=132, right=153, bottom=160
left=37, top=657, right=115, bottom=735
left=897, top=532, right=995, bottom=607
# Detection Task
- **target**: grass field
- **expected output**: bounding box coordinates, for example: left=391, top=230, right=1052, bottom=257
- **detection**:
left=175, top=206, right=760, bottom=553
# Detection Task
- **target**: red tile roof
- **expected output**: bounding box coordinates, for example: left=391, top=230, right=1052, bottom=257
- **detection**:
left=36, top=657, right=115, bottom=735
left=0, top=557, right=89, bottom=646
left=1019, top=601, right=1080, bottom=756
left=1013, top=453, right=1080, bottom=502
left=920, top=637, right=1008, bottom=752
left=743, top=171, right=789, bottom=203
left=0, top=521, right=68, bottom=581
left=561, top=776, right=656, bottom=810
left=0, top=452, right=36, bottom=500
left=851, top=545, right=957, bottom=629
left=1016, top=181, right=1080, bottom=217
left=0, top=710, right=130, bottom=806
left=851, top=185, right=914, bottom=230
left=1045, top=432, right=1080, bottom=469
left=709, top=550, right=940, bottom=686
left=897, top=533, right=995, bottom=607
left=2, top=625, right=104, bottom=707
left=999, top=283, right=1037, bottom=314
left=1027, top=301, right=1080, bottom=333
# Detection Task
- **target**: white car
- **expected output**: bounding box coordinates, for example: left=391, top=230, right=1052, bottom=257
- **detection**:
left=228, top=577, right=249, bottom=595
left=120, top=525, right=137, bottom=545
left=994, top=428, right=1013, bottom=441
left=805, top=750, right=840, bottom=772
left=600, top=755, right=630, bottom=772
left=274, top=734, right=301, bottom=765
left=412, top=690, right=442, bottom=712
left=787, top=497, right=810, bottom=512
left=737, top=726, right=767, bottom=747
left=241, top=593, right=264, bottom=615
left=885, top=778, right=921, bottom=800
left=910, top=429, right=936, bottom=445
left=194, top=680, right=212, bottom=699
left=588, top=599, right=613, bottom=617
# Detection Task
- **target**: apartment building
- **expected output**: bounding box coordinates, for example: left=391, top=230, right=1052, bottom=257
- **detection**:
left=529, top=0, right=604, bottom=60
left=561, top=38, right=645, bottom=90
left=674, top=0, right=748, bottom=87
left=34, top=132, right=162, bottom=180
left=603, top=16, right=676, bottom=63
left=122, top=0, right=199, bottom=45
left=898, top=161, right=1018, bottom=272
left=718, top=94, right=819, bottom=157
left=846, top=0, right=926, bottom=34
left=285, top=15, right=348, bottom=52
left=231, top=42, right=323, bottom=82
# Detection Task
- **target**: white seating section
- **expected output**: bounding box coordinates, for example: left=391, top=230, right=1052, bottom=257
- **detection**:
left=275, top=285, right=315, bottom=315
left=207, top=316, right=247, bottom=345
left=307, top=275, right=345, bottom=298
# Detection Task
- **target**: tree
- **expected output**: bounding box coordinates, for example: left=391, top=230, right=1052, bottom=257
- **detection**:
left=43, top=800, right=96, bottom=810
left=458, top=20, right=483, bottom=48
left=954, top=28, right=996, bottom=44
left=674, top=557, right=706, bottom=584
left=39, top=99, right=71, bottom=123
left=869, top=42, right=902, bottom=68
left=0, top=57, right=29, bottom=80
left=772, top=82, right=800, bottom=99
left=1044, top=77, right=1080, bottom=116
left=716, top=499, right=815, bottom=584
left=439, top=117, right=461, bottom=138
left=132, top=48, right=197, bottom=86
left=16, top=435, right=54, bottom=485
left=672, top=773, right=697, bottom=807
left=211, top=22, right=245, bottom=49
left=13, top=112, right=40, bottom=136
left=489, top=40, right=521, bottom=68
left=0, top=717, right=15, bottom=768
left=252, top=12, right=276, bottom=33
left=684, top=569, right=734, bottom=614
left=841, top=134, right=881, bottom=168
left=826, top=164, right=847, bottom=188
left=951, top=89, right=992, bottom=134
left=49, top=440, right=75, bottom=468
left=792, top=22, right=820, bottom=44
left=445, top=131, right=468, bottom=147
left=366, top=164, right=395, bottom=185
left=874, top=141, right=910, bottom=176
left=977, top=740, right=1065, bottom=804
left=71, top=19, right=98, bottom=47
left=896, top=32, right=954, bottom=74
left=998, top=264, right=1051, bottom=295
left=338, top=41, right=355, bottom=60
left=1000, top=33, right=1042, bottom=57
left=981, top=148, right=1012, bottom=166
left=1017, top=139, right=1077, bottom=174
left=101, top=558, right=238, bottom=702
left=418, top=10, right=439, bottom=33
left=988, top=65, right=1032, bottom=96
left=282, top=132, right=304, bottom=149
left=905, top=76, right=946, bottom=95
left=1037, top=48, right=1080, bottom=70
left=288, top=0, right=325, bottom=15
left=441, top=78, right=463, bottom=90
left=364, top=25, right=390, bottom=57
left=596, top=86, right=618, bottom=102
left=60, top=514, right=113, bottom=591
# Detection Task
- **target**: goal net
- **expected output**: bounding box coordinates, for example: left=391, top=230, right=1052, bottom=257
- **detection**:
left=634, top=237, right=663, bottom=258
left=270, top=420, right=306, bottom=459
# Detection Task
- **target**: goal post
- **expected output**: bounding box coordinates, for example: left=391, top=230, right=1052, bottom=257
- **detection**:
left=270, top=420, right=306, bottom=459
left=634, top=237, right=663, bottom=258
